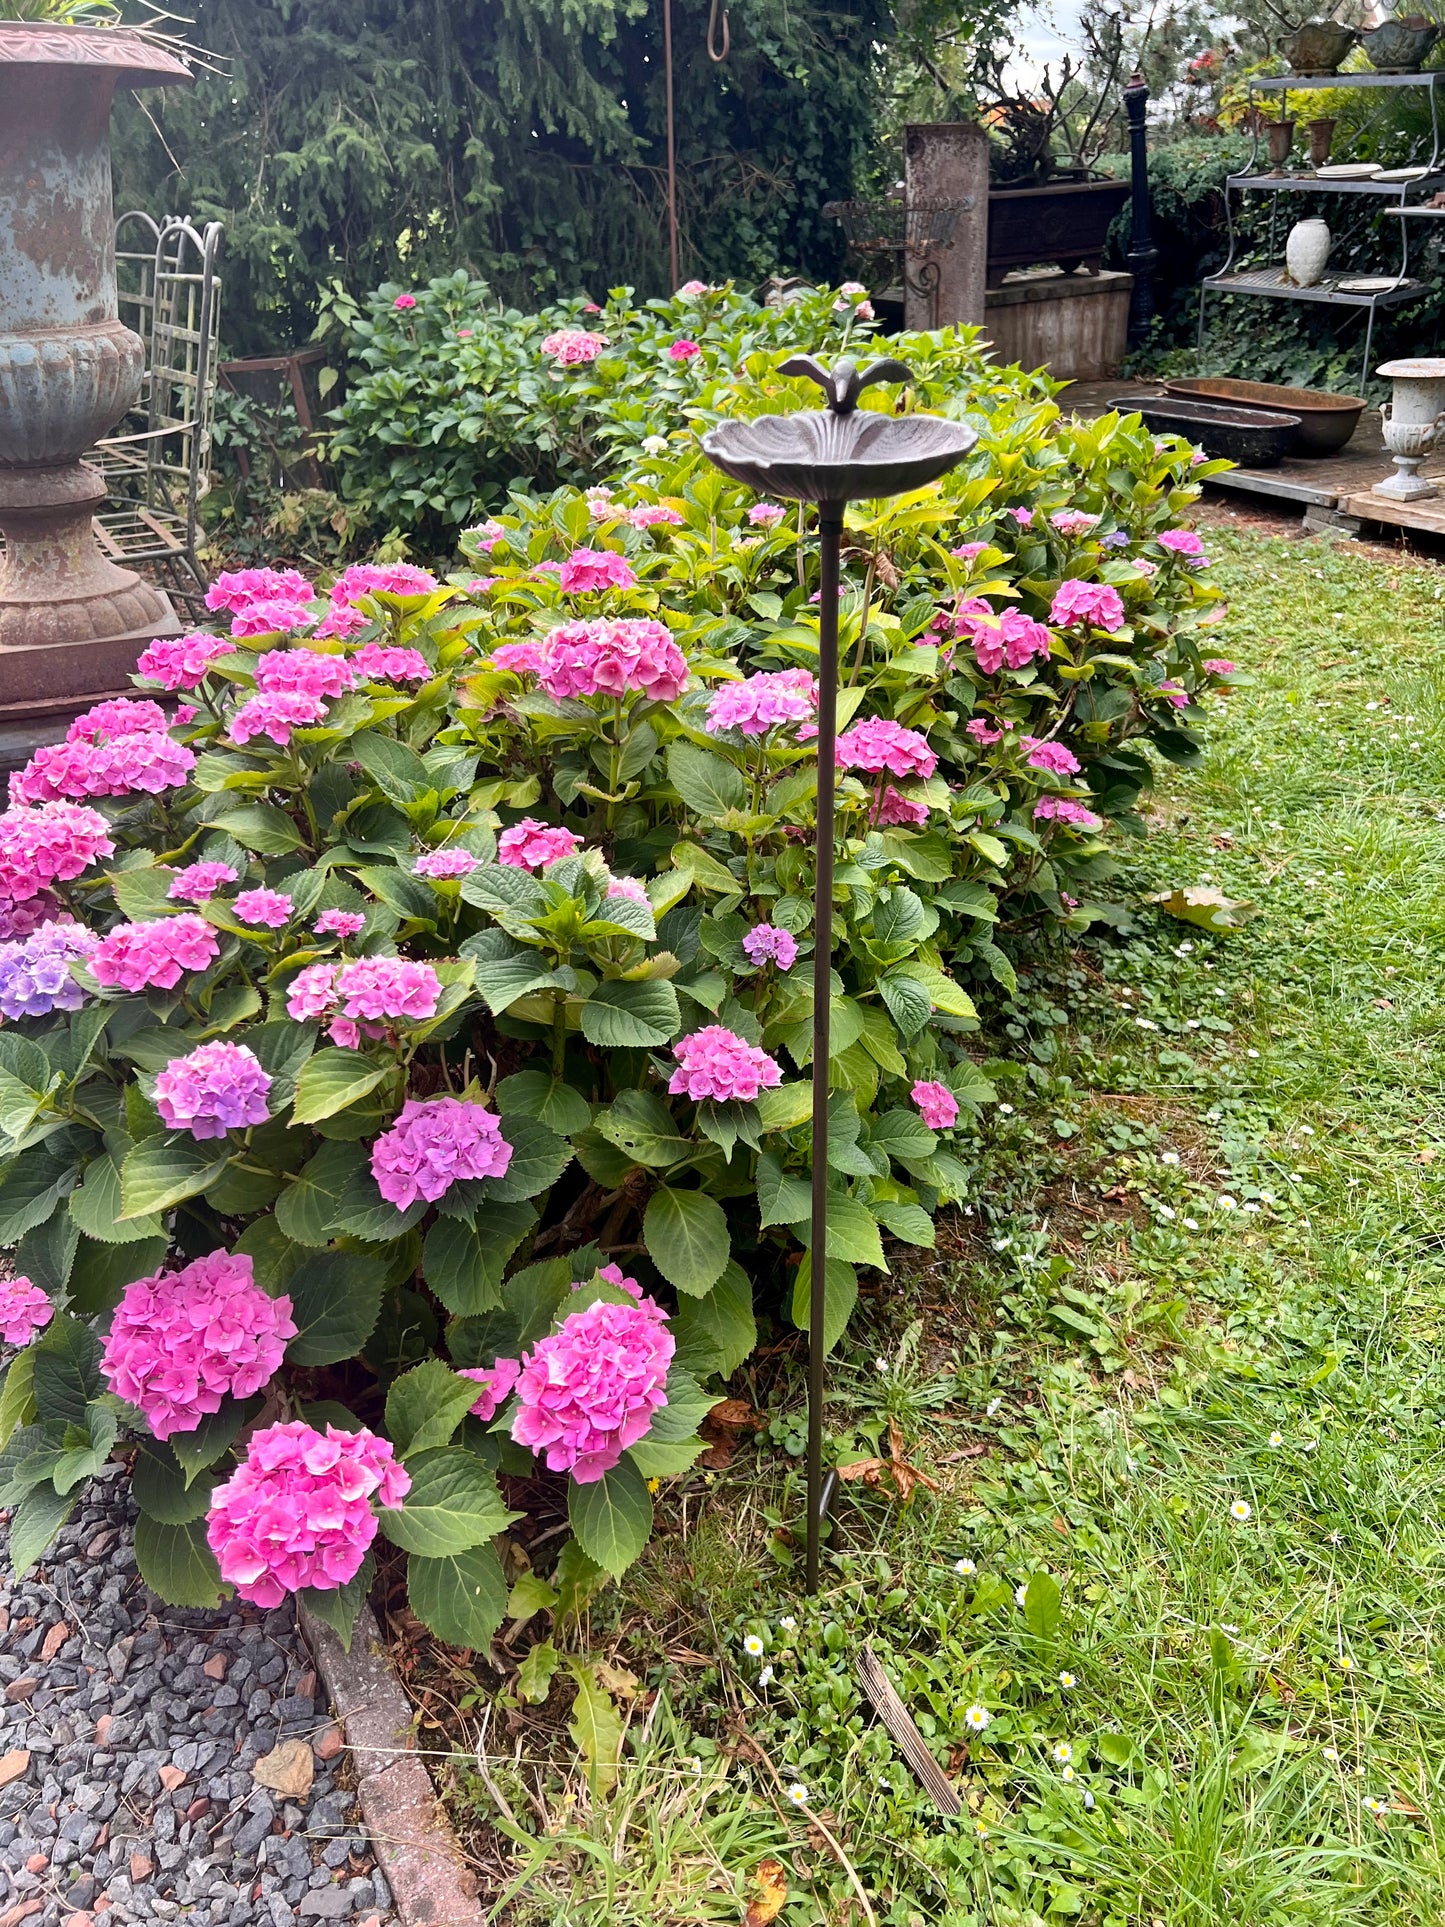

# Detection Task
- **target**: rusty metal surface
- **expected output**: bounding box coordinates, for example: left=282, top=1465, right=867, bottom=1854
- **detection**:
left=0, top=22, right=190, bottom=88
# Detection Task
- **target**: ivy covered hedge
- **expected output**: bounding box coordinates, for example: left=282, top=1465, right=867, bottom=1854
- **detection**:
left=0, top=338, right=1231, bottom=1647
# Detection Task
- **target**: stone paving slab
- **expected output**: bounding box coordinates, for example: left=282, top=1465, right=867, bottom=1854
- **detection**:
left=0, top=1463, right=397, bottom=1927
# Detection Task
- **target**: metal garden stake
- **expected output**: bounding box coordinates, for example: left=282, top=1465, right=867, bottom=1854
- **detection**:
left=702, top=356, right=976, bottom=1590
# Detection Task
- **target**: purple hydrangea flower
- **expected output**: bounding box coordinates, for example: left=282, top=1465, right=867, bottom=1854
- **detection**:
left=153, top=1041, right=273, bottom=1139
left=0, top=923, right=99, bottom=1020
left=741, top=924, right=798, bottom=970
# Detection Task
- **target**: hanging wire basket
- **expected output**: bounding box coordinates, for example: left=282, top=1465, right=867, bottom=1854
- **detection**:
left=822, top=199, right=964, bottom=256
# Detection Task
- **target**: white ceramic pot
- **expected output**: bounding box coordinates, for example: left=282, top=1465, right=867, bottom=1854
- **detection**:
left=1373, top=358, right=1445, bottom=498
left=1285, top=217, right=1331, bottom=286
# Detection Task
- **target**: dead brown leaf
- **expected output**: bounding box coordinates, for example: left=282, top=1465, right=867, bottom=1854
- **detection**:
left=744, top=1858, right=789, bottom=1927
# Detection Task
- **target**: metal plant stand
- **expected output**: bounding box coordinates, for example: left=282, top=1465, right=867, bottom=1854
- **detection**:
left=701, top=357, right=976, bottom=1590
left=822, top=200, right=966, bottom=329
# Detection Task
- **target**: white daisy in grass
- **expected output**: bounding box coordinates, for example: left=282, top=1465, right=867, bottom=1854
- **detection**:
left=955, top=1558, right=977, bottom=1577
left=743, top=1633, right=764, bottom=1657
left=964, top=1704, right=991, bottom=1733
left=1052, top=1742, right=1073, bottom=1764
left=786, top=1782, right=808, bottom=1806
left=1229, top=1499, right=1253, bottom=1523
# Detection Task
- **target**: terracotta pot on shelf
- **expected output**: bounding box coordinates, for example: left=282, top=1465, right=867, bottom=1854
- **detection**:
left=1265, top=119, right=1297, bottom=171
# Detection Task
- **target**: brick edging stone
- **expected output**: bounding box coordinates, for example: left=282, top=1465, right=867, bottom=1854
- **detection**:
left=300, top=1602, right=487, bottom=1927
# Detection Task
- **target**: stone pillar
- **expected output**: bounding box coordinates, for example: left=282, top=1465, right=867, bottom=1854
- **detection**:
left=903, top=123, right=989, bottom=332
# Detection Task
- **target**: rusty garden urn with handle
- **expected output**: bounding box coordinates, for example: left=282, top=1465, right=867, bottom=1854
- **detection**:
left=702, top=357, right=976, bottom=1591
left=0, top=22, right=189, bottom=710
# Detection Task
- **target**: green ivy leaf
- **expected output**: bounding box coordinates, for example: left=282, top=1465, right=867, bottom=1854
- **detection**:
left=516, top=1637, right=560, bottom=1704
left=407, top=1542, right=508, bottom=1650
left=568, top=1457, right=653, bottom=1577
left=643, top=1186, right=729, bottom=1296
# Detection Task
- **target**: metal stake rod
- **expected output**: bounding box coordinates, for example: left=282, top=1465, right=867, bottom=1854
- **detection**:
left=806, top=505, right=843, bottom=1595
left=663, top=0, right=680, bottom=293
left=1124, top=71, right=1158, bottom=350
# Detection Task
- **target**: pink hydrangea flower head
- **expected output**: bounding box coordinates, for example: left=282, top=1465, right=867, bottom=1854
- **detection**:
left=168, top=859, right=239, bottom=903
left=557, top=549, right=638, bottom=594
left=1008, top=506, right=1035, bottom=527
left=748, top=502, right=787, bottom=528
left=393, top=292, right=417, bottom=310
left=351, top=643, right=432, bottom=683
left=370, top=1096, right=513, bottom=1210
left=9, top=731, right=196, bottom=806
left=958, top=604, right=1053, bottom=676
left=135, top=631, right=237, bottom=691
left=90, top=913, right=220, bottom=993
left=0, top=1276, right=53, bottom=1347
left=67, top=698, right=169, bottom=744
left=836, top=716, right=937, bottom=781
left=741, top=924, right=798, bottom=970
left=1021, top=736, right=1081, bottom=776
left=233, top=887, right=293, bottom=929
left=911, top=1081, right=959, bottom=1130
left=154, top=1040, right=273, bottom=1139
left=951, top=542, right=989, bottom=561
left=1050, top=579, right=1126, bottom=633
left=541, top=329, right=607, bottom=366
left=0, top=803, right=113, bottom=904
left=459, top=1359, right=522, bottom=1421
left=314, top=909, right=365, bottom=940
left=1158, top=679, right=1189, bottom=709
left=668, top=338, right=701, bottom=362
left=414, top=847, right=478, bottom=879
left=205, top=568, right=314, bottom=617
left=511, top=1294, right=674, bottom=1483
left=312, top=602, right=371, bottom=643
left=1158, top=528, right=1206, bottom=557
left=228, top=598, right=316, bottom=640
left=1051, top=510, right=1099, bottom=536
left=705, top=668, right=816, bottom=737
left=330, top=562, right=438, bottom=605
left=668, top=1026, right=781, bottom=1103
left=497, top=819, right=582, bottom=870
left=624, top=504, right=685, bottom=529
left=173, top=705, right=198, bottom=726
left=876, top=787, right=930, bottom=827
left=206, top=1421, right=408, bottom=1606
left=229, top=690, right=329, bottom=747
left=469, top=519, right=508, bottom=552
left=1134, top=558, right=1159, bottom=578
left=678, top=279, right=710, bottom=297
left=285, top=961, right=338, bottom=1022
left=606, top=873, right=650, bottom=906
left=537, top=618, right=687, bottom=704
left=1034, top=796, right=1102, bottom=830
left=0, top=892, right=63, bottom=940
left=333, top=955, right=441, bottom=1027
left=102, top=1250, right=296, bottom=1440
left=0, top=922, right=99, bottom=1019
left=490, top=641, right=547, bottom=675
left=253, top=648, right=356, bottom=703
left=966, top=718, right=1006, bottom=746
left=1203, top=658, right=1238, bottom=676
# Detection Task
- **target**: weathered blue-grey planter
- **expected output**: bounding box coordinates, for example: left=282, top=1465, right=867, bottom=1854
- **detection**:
left=0, top=23, right=188, bottom=708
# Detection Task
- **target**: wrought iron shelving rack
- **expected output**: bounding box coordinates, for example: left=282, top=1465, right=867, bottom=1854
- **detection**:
left=1199, top=72, right=1445, bottom=388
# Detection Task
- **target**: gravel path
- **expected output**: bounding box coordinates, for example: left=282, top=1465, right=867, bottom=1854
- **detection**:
left=0, top=1463, right=397, bottom=1927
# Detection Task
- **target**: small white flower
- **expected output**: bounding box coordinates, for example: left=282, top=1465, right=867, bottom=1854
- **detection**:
left=1302, top=1439, right=1318, bottom=1453
left=1299, top=1123, right=1315, bottom=1135
left=1247, top=1048, right=1260, bottom=1059
left=1136, top=1017, right=1158, bottom=1031
left=1206, top=1108, right=1222, bottom=1120
left=874, top=1356, right=889, bottom=1375
left=1328, top=1530, right=1342, bottom=1546
left=1338, top=1655, right=1354, bottom=1673
left=878, top=1774, right=892, bottom=1791
left=1052, top=1742, right=1073, bottom=1764
left=1015, top=1584, right=1029, bottom=1607
left=689, top=1755, right=703, bottom=1775
left=1364, top=1796, right=1389, bottom=1817
left=1161, top=1152, right=1180, bottom=1165
left=1186, top=1019, right=1201, bottom=1030
left=744, top=1633, right=765, bottom=1657
left=759, top=1665, right=774, bottom=1686
left=1242, top=1201, right=1261, bottom=1213
left=964, top=1703, right=991, bottom=1732
left=1157, top=1203, right=1177, bottom=1221
left=974, top=1817, right=989, bottom=1838
left=1058, top=1671, right=1076, bottom=1689
left=780, top=1615, right=797, bottom=1632
left=955, top=1558, right=977, bottom=1577
left=1183, top=1217, right=1200, bottom=1230
left=1217, top=1194, right=1238, bottom=1211
left=641, top=434, right=670, bottom=455
left=986, top=1397, right=1002, bottom=1417
left=1222, top=1623, right=1240, bottom=1634
left=786, top=1781, right=809, bottom=1806
left=1060, top=1764, right=1076, bottom=1783
left=1229, top=1499, right=1252, bottom=1522
left=1323, top=1746, right=1340, bottom=1762
left=998, top=1102, right=1015, bottom=1115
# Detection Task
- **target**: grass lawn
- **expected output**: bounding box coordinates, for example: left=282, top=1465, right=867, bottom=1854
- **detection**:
left=429, top=522, right=1445, bottom=1926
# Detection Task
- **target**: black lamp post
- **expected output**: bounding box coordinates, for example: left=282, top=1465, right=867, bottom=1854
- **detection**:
left=1124, top=71, right=1158, bottom=350
left=701, top=357, right=976, bottom=1591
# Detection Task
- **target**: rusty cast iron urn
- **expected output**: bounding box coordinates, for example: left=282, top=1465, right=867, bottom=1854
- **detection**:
left=0, top=23, right=190, bottom=706
left=702, top=356, right=977, bottom=1591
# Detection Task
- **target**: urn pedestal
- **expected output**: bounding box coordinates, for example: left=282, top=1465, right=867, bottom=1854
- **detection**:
left=0, top=24, right=190, bottom=711
left=1372, top=357, right=1445, bottom=500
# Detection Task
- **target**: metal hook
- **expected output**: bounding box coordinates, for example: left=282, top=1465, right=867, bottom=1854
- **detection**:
left=706, top=0, right=730, bottom=62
